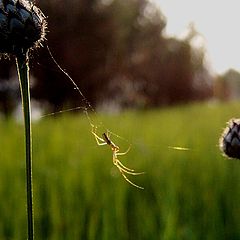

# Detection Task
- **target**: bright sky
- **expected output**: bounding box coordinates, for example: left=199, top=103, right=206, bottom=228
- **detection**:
left=152, top=0, right=240, bottom=74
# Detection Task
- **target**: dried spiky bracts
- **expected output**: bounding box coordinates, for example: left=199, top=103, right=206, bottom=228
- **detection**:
left=219, top=118, right=240, bottom=159
left=0, top=0, right=46, bottom=55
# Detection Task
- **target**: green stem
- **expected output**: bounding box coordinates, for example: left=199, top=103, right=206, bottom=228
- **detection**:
left=16, top=51, right=34, bottom=240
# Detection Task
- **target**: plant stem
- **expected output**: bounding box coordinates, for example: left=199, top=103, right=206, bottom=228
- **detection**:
left=16, top=51, right=34, bottom=240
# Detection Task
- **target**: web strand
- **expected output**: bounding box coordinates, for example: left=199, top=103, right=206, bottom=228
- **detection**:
left=41, top=106, right=86, bottom=118
left=46, top=45, right=93, bottom=112
left=45, top=44, right=101, bottom=128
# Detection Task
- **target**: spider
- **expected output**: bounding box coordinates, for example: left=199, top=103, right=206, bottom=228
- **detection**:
left=91, top=124, right=144, bottom=189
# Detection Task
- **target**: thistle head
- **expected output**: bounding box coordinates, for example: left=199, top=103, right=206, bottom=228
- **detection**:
left=0, top=0, right=46, bottom=56
left=219, top=118, right=240, bottom=159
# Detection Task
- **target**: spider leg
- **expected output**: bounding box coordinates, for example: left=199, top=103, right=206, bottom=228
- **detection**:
left=112, top=152, right=134, bottom=172
left=118, top=167, right=144, bottom=189
left=115, top=145, right=131, bottom=156
left=92, top=131, right=107, bottom=146
left=106, top=130, right=112, bottom=139
left=116, top=159, right=135, bottom=172
left=91, top=124, right=107, bottom=146
left=115, top=160, right=145, bottom=175
left=114, top=149, right=144, bottom=174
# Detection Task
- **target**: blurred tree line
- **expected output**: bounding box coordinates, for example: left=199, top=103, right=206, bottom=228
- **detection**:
left=214, top=69, right=240, bottom=101
left=0, top=0, right=213, bottom=115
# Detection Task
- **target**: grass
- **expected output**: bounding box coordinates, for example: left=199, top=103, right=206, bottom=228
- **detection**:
left=1, top=101, right=240, bottom=239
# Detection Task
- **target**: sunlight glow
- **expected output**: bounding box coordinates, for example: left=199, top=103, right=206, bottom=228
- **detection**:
left=168, top=146, right=190, bottom=151
left=152, top=0, right=240, bottom=74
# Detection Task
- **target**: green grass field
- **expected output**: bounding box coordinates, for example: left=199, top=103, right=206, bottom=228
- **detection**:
left=1, top=102, right=240, bottom=240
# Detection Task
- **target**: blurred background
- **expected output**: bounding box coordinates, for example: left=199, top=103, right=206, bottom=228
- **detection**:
left=0, top=0, right=218, bottom=116
left=1, top=0, right=240, bottom=239
left=0, top=0, right=238, bottom=116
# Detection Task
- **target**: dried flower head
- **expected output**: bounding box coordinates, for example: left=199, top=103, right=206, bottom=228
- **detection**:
left=219, top=118, right=240, bottom=159
left=0, top=0, right=46, bottom=55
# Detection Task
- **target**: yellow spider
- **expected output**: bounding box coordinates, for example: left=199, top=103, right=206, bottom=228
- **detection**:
left=91, top=124, right=144, bottom=189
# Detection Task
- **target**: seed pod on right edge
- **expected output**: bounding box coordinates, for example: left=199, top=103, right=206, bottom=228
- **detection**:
left=219, top=118, right=240, bottom=159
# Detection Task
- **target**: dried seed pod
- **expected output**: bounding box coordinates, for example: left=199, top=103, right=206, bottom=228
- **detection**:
left=0, top=0, right=46, bottom=55
left=219, top=118, right=240, bottom=159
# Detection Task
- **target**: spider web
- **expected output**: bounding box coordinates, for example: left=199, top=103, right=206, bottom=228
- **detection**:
left=40, top=45, right=193, bottom=186
left=38, top=45, right=138, bottom=158
left=39, top=45, right=146, bottom=189
left=41, top=44, right=191, bottom=153
left=40, top=45, right=103, bottom=129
